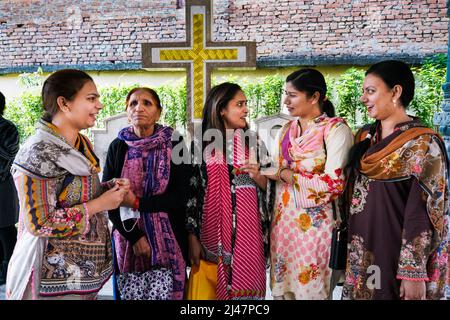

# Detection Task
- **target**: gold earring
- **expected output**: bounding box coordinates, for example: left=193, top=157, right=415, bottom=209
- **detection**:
left=393, top=100, right=397, bottom=108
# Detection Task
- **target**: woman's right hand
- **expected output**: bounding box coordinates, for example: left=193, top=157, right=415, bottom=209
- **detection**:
left=400, top=279, right=426, bottom=300
left=188, top=233, right=203, bottom=267
left=132, top=236, right=151, bottom=258
left=99, top=183, right=128, bottom=211
left=87, top=183, right=128, bottom=215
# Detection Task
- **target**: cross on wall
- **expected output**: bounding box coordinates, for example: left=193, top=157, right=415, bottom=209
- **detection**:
left=142, top=0, right=257, bottom=134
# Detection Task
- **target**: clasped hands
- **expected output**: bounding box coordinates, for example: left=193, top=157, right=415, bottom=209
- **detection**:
left=105, top=178, right=150, bottom=258
left=105, top=178, right=137, bottom=208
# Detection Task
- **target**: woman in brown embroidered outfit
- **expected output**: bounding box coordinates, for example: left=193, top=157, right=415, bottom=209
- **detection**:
left=342, top=60, right=448, bottom=300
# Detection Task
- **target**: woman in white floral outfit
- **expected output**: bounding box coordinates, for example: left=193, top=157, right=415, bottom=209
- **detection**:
left=267, top=68, right=353, bottom=299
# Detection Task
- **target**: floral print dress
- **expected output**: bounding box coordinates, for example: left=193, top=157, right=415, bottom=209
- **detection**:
left=342, top=120, right=449, bottom=300
left=270, top=114, right=353, bottom=299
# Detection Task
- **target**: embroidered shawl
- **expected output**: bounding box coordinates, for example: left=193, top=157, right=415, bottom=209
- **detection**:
left=7, top=120, right=112, bottom=298
left=357, top=121, right=449, bottom=250
left=113, top=124, right=186, bottom=300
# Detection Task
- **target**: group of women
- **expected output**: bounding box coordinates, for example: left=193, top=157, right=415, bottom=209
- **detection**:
left=3, top=59, right=448, bottom=300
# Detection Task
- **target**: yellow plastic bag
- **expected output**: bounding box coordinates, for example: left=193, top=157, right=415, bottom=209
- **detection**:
left=187, top=260, right=217, bottom=300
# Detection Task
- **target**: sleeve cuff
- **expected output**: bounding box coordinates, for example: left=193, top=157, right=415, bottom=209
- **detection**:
left=396, top=275, right=429, bottom=282
left=396, top=269, right=429, bottom=282
left=82, top=202, right=90, bottom=235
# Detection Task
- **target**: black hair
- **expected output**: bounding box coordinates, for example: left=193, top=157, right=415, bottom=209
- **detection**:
left=286, top=68, right=335, bottom=117
left=0, top=91, right=5, bottom=116
left=125, top=87, right=161, bottom=111
left=41, top=69, right=94, bottom=122
left=346, top=60, right=415, bottom=173
left=201, top=82, right=247, bottom=151
left=365, top=60, right=415, bottom=108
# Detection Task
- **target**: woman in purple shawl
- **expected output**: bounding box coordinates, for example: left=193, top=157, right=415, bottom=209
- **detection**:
left=103, top=87, right=189, bottom=300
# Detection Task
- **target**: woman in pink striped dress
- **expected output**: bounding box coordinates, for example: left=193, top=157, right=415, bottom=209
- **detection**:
left=267, top=69, right=353, bottom=299
left=186, top=82, right=272, bottom=300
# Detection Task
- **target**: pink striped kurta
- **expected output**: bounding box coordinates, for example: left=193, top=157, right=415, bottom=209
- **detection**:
left=201, top=132, right=266, bottom=300
left=270, top=114, right=353, bottom=300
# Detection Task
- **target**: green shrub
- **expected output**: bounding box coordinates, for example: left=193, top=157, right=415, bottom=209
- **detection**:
left=96, top=84, right=139, bottom=128
left=4, top=92, right=43, bottom=141
left=243, top=75, right=284, bottom=119
left=327, top=68, right=366, bottom=130
left=4, top=56, right=447, bottom=143
left=410, top=54, right=447, bottom=128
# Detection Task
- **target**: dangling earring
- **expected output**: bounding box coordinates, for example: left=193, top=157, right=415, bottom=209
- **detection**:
left=392, top=100, right=397, bottom=108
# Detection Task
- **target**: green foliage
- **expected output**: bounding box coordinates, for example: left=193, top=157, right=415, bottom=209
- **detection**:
left=158, top=82, right=187, bottom=128
left=4, top=67, right=45, bottom=142
left=4, top=92, right=43, bottom=141
left=17, top=67, right=44, bottom=89
left=96, top=84, right=139, bottom=128
left=327, top=68, right=367, bottom=130
left=243, top=75, right=284, bottom=119
left=4, top=56, right=447, bottom=142
left=410, top=54, right=447, bottom=128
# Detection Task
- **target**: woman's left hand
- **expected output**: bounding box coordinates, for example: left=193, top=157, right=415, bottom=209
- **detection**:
left=241, top=162, right=261, bottom=179
left=133, top=236, right=151, bottom=258
left=241, top=161, right=267, bottom=190
left=399, top=279, right=426, bottom=300
left=121, top=190, right=137, bottom=208
left=114, top=178, right=130, bottom=189
left=104, top=178, right=130, bottom=190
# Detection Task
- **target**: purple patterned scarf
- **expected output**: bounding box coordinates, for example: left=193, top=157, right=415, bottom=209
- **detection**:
left=113, top=124, right=186, bottom=300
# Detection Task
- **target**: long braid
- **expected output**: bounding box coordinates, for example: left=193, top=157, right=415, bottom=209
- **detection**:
left=346, top=120, right=378, bottom=174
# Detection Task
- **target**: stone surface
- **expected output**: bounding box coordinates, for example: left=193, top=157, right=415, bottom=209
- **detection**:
left=255, top=113, right=294, bottom=156
left=92, top=112, right=128, bottom=180
left=0, top=277, right=346, bottom=300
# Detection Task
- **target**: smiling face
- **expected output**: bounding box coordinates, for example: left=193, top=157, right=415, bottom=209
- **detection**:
left=126, top=89, right=161, bottom=132
left=221, top=90, right=248, bottom=130
left=63, top=80, right=102, bottom=130
left=283, top=81, right=318, bottom=118
left=360, top=73, right=398, bottom=120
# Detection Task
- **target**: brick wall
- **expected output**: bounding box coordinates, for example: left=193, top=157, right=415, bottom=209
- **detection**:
left=0, top=0, right=448, bottom=73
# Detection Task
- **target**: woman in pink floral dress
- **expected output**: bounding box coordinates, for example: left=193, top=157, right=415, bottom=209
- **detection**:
left=267, top=68, right=353, bottom=299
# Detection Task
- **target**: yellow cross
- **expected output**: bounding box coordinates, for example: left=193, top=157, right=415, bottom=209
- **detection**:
left=159, top=14, right=238, bottom=119
left=142, top=0, right=256, bottom=130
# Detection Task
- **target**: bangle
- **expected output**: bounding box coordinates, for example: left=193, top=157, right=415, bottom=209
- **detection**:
left=279, top=167, right=291, bottom=183
left=82, top=202, right=90, bottom=235
left=276, top=167, right=286, bottom=180
left=133, top=197, right=140, bottom=211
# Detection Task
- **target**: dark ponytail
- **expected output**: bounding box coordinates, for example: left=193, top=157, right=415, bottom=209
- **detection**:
left=322, top=99, right=335, bottom=118
left=346, top=121, right=379, bottom=173
left=286, top=68, right=335, bottom=117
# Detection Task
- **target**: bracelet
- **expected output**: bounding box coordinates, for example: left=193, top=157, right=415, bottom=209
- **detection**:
left=82, top=202, right=90, bottom=235
left=279, top=168, right=291, bottom=183
left=133, top=197, right=140, bottom=211
left=276, top=167, right=286, bottom=180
